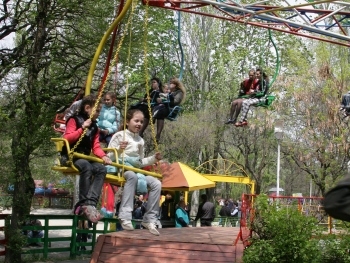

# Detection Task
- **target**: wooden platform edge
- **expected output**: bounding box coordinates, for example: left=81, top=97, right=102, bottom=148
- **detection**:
left=90, top=235, right=106, bottom=263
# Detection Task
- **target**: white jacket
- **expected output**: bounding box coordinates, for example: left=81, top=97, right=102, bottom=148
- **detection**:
left=107, top=129, right=156, bottom=167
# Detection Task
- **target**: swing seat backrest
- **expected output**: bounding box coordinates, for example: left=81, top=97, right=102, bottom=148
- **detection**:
left=167, top=106, right=182, bottom=121
left=51, top=138, right=126, bottom=185
left=255, top=95, right=276, bottom=108
left=51, top=138, right=79, bottom=174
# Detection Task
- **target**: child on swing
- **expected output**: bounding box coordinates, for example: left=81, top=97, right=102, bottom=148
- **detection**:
left=63, top=94, right=112, bottom=223
left=107, top=109, right=162, bottom=235
left=97, top=91, right=121, bottom=145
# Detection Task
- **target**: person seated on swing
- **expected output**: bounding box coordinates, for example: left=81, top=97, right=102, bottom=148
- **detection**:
left=162, top=83, right=170, bottom=94
left=340, top=90, right=350, bottom=117
left=152, top=77, right=186, bottom=142
left=107, top=109, right=163, bottom=235
left=130, top=77, right=163, bottom=138
left=235, top=69, right=269, bottom=127
left=225, top=69, right=259, bottom=124
left=97, top=91, right=121, bottom=145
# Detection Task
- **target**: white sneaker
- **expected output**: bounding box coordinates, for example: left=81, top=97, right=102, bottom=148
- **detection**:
left=121, top=219, right=134, bottom=231
left=141, top=222, right=159, bottom=236
left=156, top=219, right=162, bottom=229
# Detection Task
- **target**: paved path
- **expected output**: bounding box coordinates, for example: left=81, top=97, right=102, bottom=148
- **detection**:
left=0, top=208, right=109, bottom=263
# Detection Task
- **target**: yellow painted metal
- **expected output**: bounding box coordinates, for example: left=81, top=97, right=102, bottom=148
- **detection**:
left=51, top=138, right=162, bottom=186
left=196, top=159, right=249, bottom=177
left=195, top=159, right=255, bottom=194
left=161, top=162, right=215, bottom=191
left=73, top=153, right=162, bottom=179
left=105, top=174, right=126, bottom=184
left=85, top=0, right=132, bottom=95
left=202, top=174, right=255, bottom=195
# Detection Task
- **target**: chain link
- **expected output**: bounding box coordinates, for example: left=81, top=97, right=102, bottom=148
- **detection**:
left=68, top=3, right=135, bottom=165
left=143, top=0, right=159, bottom=153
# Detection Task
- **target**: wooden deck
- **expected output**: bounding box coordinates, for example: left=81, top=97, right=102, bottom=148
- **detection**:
left=90, top=227, right=244, bottom=263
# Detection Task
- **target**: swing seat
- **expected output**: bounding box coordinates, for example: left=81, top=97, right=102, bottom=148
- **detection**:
left=256, top=95, right=276, bottom=108
left=50, top=138, right=126, bottom=185
left=167, top=106, right=182, bottom=121
left=51, top=138, right=79, bottom=174
left=51, top=138, right=162, bottom=184
left=130, top=101, right=157, bottom=109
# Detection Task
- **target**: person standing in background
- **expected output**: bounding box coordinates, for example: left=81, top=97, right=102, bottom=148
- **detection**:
left=195, top=194, right=215, bottom=227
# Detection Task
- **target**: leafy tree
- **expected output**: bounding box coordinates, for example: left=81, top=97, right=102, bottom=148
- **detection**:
left=1, top=0, right=115, bottom=261
left=278, top=41, right=350, bottom=195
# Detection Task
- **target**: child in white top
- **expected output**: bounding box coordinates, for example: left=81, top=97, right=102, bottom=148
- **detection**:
left=107, top=109, right=162, bottom=235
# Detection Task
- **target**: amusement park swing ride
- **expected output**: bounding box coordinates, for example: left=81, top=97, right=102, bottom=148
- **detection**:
left=51, top=0, right=350, bottom=191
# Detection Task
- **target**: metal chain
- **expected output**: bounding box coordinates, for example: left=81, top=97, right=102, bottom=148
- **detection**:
left=68, top=4, right=135, bottom=164
left=143, top=0, right=159, bottom=153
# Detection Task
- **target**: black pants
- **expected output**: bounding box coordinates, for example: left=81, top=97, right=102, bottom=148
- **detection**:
left=200, top=219, right=212, bottom=226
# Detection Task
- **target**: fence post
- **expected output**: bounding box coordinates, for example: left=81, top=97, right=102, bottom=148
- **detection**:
left=70, top=215, right=78, bottom=259
left=43, top=216, right=49, bottom=258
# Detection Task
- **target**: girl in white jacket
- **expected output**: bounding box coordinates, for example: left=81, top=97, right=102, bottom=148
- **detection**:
left=108, top=109, right=162, bottom=235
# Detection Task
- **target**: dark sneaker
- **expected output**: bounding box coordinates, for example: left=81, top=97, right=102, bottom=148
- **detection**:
left=225, top=119, right=234, bottom=124
left=28, top=243, right=42, bottom=247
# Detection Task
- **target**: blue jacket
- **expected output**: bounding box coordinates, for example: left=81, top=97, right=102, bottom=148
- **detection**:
left=175, top=207, right=189, bottom=228
left=97, top=105, right=120, bottom=135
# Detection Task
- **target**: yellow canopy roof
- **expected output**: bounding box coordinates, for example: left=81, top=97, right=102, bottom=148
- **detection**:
left=161, top=162, right=215, bottom=191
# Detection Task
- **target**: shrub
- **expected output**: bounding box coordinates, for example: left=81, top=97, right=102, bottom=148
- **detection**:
left=317, top=234, right=350, bottom=263
left=243, top=195, right=321, bottom=263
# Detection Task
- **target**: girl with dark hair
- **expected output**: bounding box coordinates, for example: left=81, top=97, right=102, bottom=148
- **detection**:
left=63, top=94, right=112, bottom=223
left=152, top=77, right=186, bottom=142
left=130, top=77, right=163, bottom=137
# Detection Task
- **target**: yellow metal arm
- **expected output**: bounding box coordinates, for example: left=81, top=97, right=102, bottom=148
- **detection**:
left=72, top=153, right=162, bottom=179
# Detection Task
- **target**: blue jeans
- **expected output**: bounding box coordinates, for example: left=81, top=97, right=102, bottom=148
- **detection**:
left=74, top=159, right=107, bottom=207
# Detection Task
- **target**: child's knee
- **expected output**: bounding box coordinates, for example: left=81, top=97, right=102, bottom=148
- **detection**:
left=124, top=171, right=138, bottom=181
left=96, top=163, right=107, bottom=174
left=151, top=179, right=161, bottom=190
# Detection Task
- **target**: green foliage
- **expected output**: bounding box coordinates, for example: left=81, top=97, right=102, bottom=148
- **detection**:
left=244, top=196, right=350, bottom=263
left=243, top=195, right=321, bottom=263
left=317, top=234, right=350, bottom=263
left=0, top=195, right=13, bottom=210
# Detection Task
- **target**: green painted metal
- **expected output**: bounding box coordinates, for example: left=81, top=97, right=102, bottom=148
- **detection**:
left=268, top=28, right=280, bottom=89
left=1, top=214, right=122, bottom=259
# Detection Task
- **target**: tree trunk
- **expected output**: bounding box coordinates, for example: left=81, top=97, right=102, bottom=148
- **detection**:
left=5, top=0, right=49, bottom=262
left=6, top=138, right=35, bottom=263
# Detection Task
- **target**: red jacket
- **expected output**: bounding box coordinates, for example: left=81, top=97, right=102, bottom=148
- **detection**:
left=241, top=78, right=259, bottom=95
left=64, top=117, right=106, bottom=158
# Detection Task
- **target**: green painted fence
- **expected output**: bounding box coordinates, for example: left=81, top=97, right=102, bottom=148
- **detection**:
left=0, top=214, right=121, bottom=259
